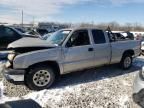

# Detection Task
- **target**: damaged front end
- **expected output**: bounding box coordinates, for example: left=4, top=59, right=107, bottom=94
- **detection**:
left=3, top=46, right=56, bottom=84
left=5, top=46, right=54, bottom=68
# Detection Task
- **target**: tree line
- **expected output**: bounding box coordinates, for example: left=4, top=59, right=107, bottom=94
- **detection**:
left=73, top=22, right=144, bottom=32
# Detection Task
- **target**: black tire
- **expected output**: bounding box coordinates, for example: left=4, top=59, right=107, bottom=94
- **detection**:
left=25, top=65, right=55, bottom=90
left=120, top=53, right=133, bottom=70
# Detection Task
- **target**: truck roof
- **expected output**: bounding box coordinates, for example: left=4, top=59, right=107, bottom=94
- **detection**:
left=62, top=27, right=103, bottom=31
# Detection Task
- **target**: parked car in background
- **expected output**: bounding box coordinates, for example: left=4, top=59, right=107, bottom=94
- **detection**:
left=14, top=27, right=26, bottom=33
left=0, top=25, right=39, bottom=50
left=25, top=29, right=41, bottom=37
left=0, top=25, right=22, bottom=50
left=121, top=31, right=134, bottom=40
left=36, top=28, right=49, bottom=36
left=2, top=27, right=140, bottom=90
left=133, top=66, right=144, bottom=107
left=112, top=33, right=125, bottom=41
left=0, top=25, right=38, bottom=60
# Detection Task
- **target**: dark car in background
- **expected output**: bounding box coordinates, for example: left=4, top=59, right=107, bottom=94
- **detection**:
left=0, top=25, right=39, bottom=50
left=0, top=25, right=38, bottom=60
left=36, top=28, right=49, bottom=36
left=0, top=25, right=23, bottom=50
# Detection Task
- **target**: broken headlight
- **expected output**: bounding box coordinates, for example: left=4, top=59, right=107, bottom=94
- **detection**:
left=8, top=53, right=16, bottom=61
left=5, top=61, right=11, bottom=68
left=6, top=51, right=16, bottom=68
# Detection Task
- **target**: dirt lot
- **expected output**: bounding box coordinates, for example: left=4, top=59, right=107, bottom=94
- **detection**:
left=1, top=57, right=144, bottom=108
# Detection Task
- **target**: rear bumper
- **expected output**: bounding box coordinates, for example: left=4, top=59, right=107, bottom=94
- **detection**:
left=133, top=73, right=144, bottom=107
left=3, top=67, right=25, bottom=84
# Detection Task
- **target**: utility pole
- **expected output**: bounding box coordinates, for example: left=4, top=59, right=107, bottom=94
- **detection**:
left=22, top=10, right=23, bottom=28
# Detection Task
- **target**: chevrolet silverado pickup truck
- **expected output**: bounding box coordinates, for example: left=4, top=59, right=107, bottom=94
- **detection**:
left=2, top=27, right=141, bottom=90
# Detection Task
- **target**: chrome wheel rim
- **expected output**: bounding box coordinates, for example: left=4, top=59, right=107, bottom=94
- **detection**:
left=124, top=57, right=131, bottom=68
left=33, top=70, right=50, bottom=87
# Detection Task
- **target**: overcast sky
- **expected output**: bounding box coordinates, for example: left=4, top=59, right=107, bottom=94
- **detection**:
left=0, top=0, right=144, bottom=24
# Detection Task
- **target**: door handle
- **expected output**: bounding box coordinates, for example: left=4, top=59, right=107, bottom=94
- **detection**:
left=88, top=48, right=94, bottom=51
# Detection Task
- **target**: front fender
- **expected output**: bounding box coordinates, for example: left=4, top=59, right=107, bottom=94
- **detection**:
left=13, top=48, right=62, bottom=69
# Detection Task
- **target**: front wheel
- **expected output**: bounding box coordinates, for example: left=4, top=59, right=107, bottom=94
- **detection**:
left=120, top=54, right=133, bottom=70
left=25, top=66, right=55, bottom=90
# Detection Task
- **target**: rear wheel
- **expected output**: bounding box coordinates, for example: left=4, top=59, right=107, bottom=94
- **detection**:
left=120, top=54, right=132, bottom=70
left=25, top=65, right=55, bottom=90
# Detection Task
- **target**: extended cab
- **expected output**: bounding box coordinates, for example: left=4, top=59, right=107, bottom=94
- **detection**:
left=3, top=27, right=141, bottom=90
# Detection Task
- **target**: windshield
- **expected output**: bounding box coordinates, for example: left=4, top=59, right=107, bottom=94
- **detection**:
left=46, top=30, right=71, bottom=45
left=42, top=32, right=54, bottom=40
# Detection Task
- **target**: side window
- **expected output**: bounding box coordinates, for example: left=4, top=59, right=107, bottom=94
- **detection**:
left=4, top=28, right=16, bottom=37
left=66, top=30, right=90, bottom=47
left=92, top=30, right=106, bottom=44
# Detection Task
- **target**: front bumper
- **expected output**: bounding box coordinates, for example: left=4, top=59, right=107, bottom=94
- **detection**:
left=3, top=67, right=25, bottom=84
left=133, top=73, right=144, bottom=107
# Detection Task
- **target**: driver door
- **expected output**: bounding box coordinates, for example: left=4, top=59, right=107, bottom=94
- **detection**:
left=62, top=30, right=95, bottom=73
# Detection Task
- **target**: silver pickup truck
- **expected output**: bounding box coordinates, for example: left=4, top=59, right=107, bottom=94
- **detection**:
left=2, top=27, right=140, bottom=90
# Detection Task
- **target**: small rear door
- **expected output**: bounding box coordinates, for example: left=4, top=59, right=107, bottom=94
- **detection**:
left=91, top=30, right=111, bottom=66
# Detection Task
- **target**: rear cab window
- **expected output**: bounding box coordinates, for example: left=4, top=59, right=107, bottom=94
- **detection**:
left=91, top=29, right=106, bottom=44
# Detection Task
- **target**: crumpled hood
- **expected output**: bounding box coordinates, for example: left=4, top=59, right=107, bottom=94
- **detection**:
left=8, top=37, right=57, bottom=48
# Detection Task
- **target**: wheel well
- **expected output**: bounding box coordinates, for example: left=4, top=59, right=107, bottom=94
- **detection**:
left=122, top=50, right=135, bottom=57
left=26, top=61, right=60, bottom=77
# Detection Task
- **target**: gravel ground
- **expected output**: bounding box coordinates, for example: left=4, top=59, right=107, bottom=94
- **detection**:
left=1, top=57, right=144, bottom=108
